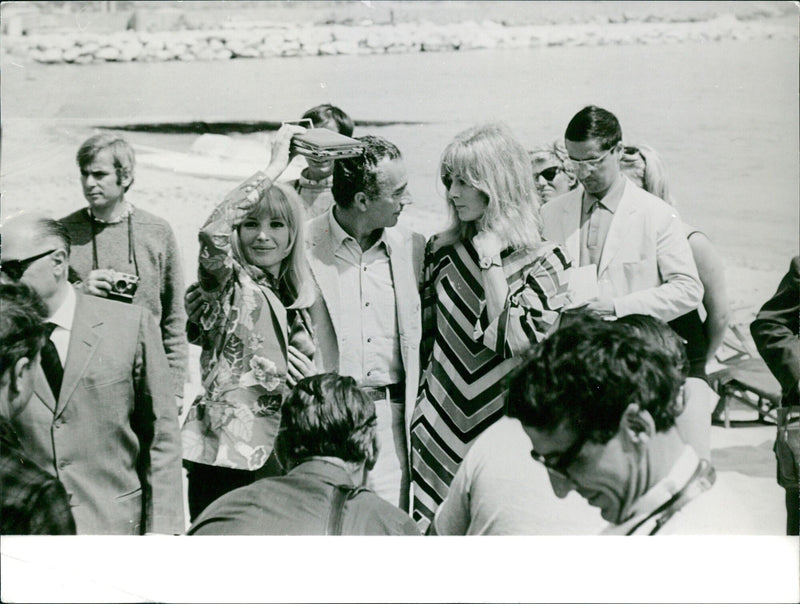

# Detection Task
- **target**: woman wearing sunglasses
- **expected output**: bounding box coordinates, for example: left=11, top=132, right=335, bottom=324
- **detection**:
left=529, top=140, right=578, bottom=204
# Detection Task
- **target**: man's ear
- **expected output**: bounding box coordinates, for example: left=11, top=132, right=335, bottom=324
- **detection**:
left=365, top=433, right=380, bottom=472
left=353, top=191, right=369, bottom=212
left=52, top=248, right=69, bottom=279
left=620, top=403, right=656, bottom=448
left=120, top=170, right=133, bottom=191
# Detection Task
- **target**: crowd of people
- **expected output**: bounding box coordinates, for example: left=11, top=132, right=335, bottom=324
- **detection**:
left=0, top=103, right=796, bottom=537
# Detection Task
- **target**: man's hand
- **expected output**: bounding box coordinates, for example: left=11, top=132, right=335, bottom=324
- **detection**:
left=265, top=124, right=307, bottom=182
left=84, top=268, right=115, bottom=298
left=184, top=281, right=205, bottom=324
left=585, top=296, right=616, bottom=317
left=287, top=345, right=314, bottom=387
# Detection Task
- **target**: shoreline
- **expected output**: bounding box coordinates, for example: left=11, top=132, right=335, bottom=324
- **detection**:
left=2, top=13, right=796, bottom=65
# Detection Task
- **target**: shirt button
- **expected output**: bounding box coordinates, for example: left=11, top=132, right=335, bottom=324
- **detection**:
left=367, top=337, right=372, bottom=343
left=363, top=266, right=367, bottom=272
left=367, top=371, right=372, bottom=377
left=365, top=302, right=370, bottom=307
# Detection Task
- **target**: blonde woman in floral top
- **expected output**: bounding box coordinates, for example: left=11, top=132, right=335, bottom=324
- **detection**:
left=182, top=126, right=317, bottom=519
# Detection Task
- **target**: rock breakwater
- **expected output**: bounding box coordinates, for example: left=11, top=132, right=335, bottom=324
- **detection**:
left=2, top=15, right=796, bottom=65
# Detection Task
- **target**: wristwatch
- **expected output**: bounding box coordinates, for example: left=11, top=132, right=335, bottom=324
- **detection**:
left=478, top=255, right=502, bottom=270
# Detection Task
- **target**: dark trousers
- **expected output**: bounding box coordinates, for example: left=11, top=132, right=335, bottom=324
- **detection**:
left=185, top=453, right=284, bottom=521
left=786, top=487, right=799, bottom=536
left=186, top=462, right=256, bottom=521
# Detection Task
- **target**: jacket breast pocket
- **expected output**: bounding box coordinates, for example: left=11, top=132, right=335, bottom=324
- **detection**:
left=622, top=257, right=656, bottom=292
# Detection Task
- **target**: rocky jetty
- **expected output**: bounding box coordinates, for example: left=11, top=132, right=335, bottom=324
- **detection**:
left=2, top=15, right=796, bottom=65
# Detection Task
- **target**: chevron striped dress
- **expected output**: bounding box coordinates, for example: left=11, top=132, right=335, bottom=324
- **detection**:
left=410, top=236, right=570, bottom=530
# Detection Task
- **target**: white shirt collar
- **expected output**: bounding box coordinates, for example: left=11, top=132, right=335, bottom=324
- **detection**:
left=48, top=284, right=76, bottom=332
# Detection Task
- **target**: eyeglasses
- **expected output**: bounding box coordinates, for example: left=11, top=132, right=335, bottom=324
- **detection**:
left=566, top=146, right=615, bottom=173
left=534, top=166, right=562, bottom=183
left=0, top=249, right=56, bottom=281
left=530, top=432, right=589, bottom=480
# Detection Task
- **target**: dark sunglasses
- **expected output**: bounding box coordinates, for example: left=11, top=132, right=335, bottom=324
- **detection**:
left=0, top=249, right=57, bottom=281
left=534, top=166, right=562, bottom=183
left=530, top=431, right=589, bottom=479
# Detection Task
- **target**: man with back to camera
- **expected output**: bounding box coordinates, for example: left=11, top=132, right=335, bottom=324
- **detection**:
left=60, top=133, right=188, bottom=401
left=0, top=282, right=76, bottom=535
left=541, top=105, right=702, bottom=321
left=0, top=214, right=184, bottom=534
left=751, top=256, right=800, bottom=536
left=506, top=313, right=782, bottom=534
left=305, top=134, right=425, bottom=512
left=188, top=373, right=419, bottom=535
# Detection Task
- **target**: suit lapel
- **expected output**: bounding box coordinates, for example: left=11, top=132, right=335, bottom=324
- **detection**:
left=307, top=216, right=342, bottom=339
left=387, top=229, right=414, bottom=352
left=55, top=294, right=100, bottom=419
left=563, top=189, right=582, bottom=266
left=32, top=365, right=57, bottom=413
left=598, top=180, right=635, bottom=276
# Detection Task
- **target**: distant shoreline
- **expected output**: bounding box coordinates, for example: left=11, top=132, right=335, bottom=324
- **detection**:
left=3, top=12, right=796, bottom=66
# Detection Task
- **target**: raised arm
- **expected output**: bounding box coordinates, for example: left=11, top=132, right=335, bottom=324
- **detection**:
left=198, top=124, right=306, bottom=292
left=474, top=243, right=571, bottom=358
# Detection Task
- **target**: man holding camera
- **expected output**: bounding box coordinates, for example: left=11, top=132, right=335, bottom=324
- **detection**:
left=60, top=133, right=188, bottom=399
left=0, top=214, right=184, bottom=534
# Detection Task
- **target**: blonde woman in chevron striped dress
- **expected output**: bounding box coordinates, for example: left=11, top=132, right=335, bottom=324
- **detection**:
left=410, top=123, right=571, bottom=531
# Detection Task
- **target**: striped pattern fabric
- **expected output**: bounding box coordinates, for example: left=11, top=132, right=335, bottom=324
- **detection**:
left=410, top=237, right=570, bottom=530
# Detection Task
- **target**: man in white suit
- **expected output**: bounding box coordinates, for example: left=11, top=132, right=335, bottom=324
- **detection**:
left=542, top=105, right=702, bottom=321
left=306, top=135, right=424, bottom=511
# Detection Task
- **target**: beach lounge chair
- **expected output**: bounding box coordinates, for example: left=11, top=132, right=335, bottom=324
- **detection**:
left=708, top=323, right=782, bottom=428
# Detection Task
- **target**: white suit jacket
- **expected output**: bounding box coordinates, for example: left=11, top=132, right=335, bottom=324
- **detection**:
left=542, top=177, right=703, bottom=321
left=305, top=212, right=425, bottom=453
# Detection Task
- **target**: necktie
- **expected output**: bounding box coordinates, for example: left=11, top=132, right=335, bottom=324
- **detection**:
left=41, top=322, right=63, bottom=399
left=586, top=200, right=602, bottom=266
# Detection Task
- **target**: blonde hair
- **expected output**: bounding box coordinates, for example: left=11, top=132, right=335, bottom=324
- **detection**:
left=620, top=144, right=674, bottom=205
left=232, top=182, right=315, bottom=309
left=437, top=122, right=542, bottom=250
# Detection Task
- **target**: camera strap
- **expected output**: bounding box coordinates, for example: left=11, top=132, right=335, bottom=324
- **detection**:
left=90, top=210, right=139, bottom=278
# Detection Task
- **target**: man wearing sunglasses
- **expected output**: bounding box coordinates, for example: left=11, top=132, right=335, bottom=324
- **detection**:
left=506, top=313, right=781, bottom=535
left=541, top=105, right=702, bottom=322
left=0, top=214, right=184, bottom=534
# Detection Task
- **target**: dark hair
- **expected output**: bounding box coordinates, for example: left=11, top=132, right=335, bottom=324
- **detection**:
left=332, top=135, right=402, bottom=209
left=301, top=104, right=354, bottom=137
left=507, top=312, right=684, bottom=444
left=564, top=105, right=622, bottom=151
left=76, top=133, right=136, bottom=192
left=0, top=283, right=48, bottom=397
left=275, top=373, right=376, bottom=466
left=615, top=314, right=688, bottom=380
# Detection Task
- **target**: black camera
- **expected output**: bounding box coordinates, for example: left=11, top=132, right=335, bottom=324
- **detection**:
left=107, top=271, right=139, bottom=303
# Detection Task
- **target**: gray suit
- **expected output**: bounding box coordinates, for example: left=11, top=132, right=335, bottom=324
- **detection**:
left=12, top=290, right=184, bottom=534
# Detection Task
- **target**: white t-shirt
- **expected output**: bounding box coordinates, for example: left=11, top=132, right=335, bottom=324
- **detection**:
left=432, top=417, right=604, bottom=535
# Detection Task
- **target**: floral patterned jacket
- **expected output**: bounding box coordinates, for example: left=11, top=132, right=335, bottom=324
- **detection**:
left=181, top=171, right=314, bottom=471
